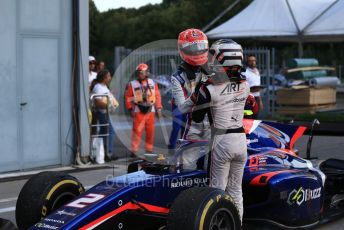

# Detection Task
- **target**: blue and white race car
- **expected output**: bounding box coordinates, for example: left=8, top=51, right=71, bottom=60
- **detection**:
left=15, top=119, right=344, bottom=230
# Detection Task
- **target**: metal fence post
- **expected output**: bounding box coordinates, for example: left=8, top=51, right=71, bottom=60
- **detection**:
left=271, top=48, right=276, bottom=117
left=266, top=50, right=271, bottom=117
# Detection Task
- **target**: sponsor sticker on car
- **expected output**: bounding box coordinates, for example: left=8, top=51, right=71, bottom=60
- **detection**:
left=44, top=218, right=65, bottom=224
left=170, top=177, right=208, bottom=188
left=34, top=223, right=59, bottom=229
left=56, top=209, right=76, bottom=217
left=287, top=187, right=321, bottom=206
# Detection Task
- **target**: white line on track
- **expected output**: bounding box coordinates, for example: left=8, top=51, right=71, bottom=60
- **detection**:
left=0, top=185, right=94, bottom=214
left=0, top=206, right=15, bottom=213
left=0, top=197, right=17, bottom=203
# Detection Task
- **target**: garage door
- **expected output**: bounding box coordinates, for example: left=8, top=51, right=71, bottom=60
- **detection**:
left=0, top=0, right=72, bottom=172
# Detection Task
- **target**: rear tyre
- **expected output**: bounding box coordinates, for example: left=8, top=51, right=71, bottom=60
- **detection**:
left=167, top=187, right=241, bottom=230
left=0, top=218, right=17, bottom=230
left=15, top=171, right=84, bottom=230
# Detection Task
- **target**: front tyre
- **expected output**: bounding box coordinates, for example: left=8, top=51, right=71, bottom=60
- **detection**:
left=15, top=171, right=84, bottom=230
left=167, top=187, right=241, bottom=230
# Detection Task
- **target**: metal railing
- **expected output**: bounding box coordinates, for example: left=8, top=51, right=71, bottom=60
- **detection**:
left=89, top=94, right=111, bottom=159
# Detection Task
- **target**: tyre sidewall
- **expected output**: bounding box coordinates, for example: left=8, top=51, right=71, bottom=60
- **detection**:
left=40, top=178, right=84, bottom=218
left=196, top=192, right=241, bottom=230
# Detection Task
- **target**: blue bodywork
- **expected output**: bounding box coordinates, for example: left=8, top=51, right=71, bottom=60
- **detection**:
left=30, top=120, right=336, bottom=230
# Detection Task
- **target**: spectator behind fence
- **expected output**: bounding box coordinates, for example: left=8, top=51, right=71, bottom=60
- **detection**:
left=91, top=69, right=119, bottom=162
left=242, top=54, right=263, bottom=118
left=125, top=63, right=162, bottom=157
left=89, top=56, right=97, bottom=86
left=88, top=56, right=98, bottom=137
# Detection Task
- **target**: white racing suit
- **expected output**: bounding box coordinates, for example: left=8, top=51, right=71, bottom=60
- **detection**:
left=171, top=63, right=211, bottom=168
left=171, top=64, right=210, bottom=139
left=192, top=79, right=250, bottom=221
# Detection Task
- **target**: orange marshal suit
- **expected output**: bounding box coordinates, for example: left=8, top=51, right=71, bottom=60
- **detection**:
left=125, top=78, right=162, bottom=153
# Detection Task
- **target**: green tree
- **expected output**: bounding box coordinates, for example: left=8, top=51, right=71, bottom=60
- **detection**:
left=89, top=0, right=100, bottom=56
left=89, top=1, right=258, bottom=68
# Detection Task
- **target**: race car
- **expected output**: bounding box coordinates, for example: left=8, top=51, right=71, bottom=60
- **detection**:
left=15, top=119, right=344, bottom=230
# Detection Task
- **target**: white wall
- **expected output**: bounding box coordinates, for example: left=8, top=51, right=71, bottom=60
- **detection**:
left=0, top=0, right=19, bottom=172
left=0, top=0, right=89, bottom=172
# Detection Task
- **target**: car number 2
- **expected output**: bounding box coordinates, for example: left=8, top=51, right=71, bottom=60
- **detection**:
left=66, top=193, right=105, bottom=208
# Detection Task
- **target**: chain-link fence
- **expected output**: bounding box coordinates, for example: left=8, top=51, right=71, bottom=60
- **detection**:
left=113, top=44, right=276, bottom=116
left=244, top=48, right=276, bottom=117
left=337, top=65, right=343, bottom=82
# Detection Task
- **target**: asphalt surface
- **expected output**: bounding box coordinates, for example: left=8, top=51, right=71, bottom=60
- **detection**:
left=0, top=119, right=344, bottom=229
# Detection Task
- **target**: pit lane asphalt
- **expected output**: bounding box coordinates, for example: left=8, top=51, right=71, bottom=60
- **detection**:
left=0, top=121, right=343, bottom=229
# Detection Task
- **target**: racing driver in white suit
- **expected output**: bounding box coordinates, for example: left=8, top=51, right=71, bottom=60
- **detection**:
left=190, top=39, right=250, bottom=222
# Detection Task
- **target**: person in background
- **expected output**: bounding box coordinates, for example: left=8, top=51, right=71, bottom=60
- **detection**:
left=243, top=54, right=263, bottom=118
left=89, top=56, right=98, bottom=137
left=244, top=94, right=259, bottom=119
left=125, top=63, right=162, bottom=157
left=96, top=61, right=106, bottom=73
left=89, top=56, right=97, bottom=86
left=91, top=69, right=119, bottom=162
